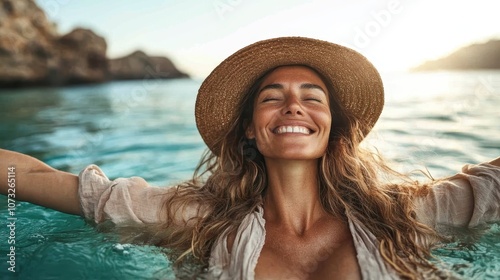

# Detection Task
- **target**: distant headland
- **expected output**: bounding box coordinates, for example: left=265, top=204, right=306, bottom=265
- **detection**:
left=412, top=39, right=500, bottom=71
left=0, top=0, right=188, bottom=88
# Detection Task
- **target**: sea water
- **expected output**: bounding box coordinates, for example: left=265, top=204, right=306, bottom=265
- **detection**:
left=0, top=71, right=499, bottom=279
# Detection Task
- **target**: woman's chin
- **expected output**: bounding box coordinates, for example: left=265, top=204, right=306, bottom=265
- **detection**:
left=262, top=150, right=325, bottom=161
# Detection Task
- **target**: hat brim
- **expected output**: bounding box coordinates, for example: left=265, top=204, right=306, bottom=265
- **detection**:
left=196, top=37, right=384, bottom=155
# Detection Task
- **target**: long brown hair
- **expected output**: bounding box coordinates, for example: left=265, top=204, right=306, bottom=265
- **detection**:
left=160, top=65, right=443, bottom=278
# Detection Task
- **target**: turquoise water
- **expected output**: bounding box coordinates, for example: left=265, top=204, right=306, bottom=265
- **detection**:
left=0, top=71, right=499, bottom=279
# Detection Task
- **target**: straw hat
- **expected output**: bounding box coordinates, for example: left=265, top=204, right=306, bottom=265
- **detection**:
left=196, top=37, right=384, bottom=155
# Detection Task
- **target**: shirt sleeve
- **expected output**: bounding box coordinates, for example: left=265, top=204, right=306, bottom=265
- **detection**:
left=414, top=162, right=500, bottom=231
left=78, top=164, right=198, bottom=226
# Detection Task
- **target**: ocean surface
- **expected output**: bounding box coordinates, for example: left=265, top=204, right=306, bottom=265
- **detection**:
left=0, top=71, right=499, bottom=279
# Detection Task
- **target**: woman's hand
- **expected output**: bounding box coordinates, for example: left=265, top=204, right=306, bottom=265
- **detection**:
left=0, top=149, right=82, bottom=216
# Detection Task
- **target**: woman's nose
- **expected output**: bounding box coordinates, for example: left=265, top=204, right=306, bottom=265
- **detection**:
left=282, top=95, right=303, bottom=116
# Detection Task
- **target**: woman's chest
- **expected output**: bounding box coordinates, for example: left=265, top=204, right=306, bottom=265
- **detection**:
left=253, top=219, right=361, bottom=279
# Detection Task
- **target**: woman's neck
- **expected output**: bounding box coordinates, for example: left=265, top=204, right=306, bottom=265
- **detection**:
left=262, top=158, right=326, bottom=236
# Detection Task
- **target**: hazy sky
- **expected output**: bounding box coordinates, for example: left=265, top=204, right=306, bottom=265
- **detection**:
left=36, top=0, right=500, bottom=78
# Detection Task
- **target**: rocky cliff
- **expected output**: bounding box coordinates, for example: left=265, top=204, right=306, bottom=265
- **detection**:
left=413, top=40, right=500, bottom=71
left=0, top=0, right=187, bottom=87
left=109, top=51, right=188, bottom=80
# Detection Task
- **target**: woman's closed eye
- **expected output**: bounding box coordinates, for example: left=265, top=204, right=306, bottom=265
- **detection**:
left=302, top=93, right=326, bottom=103
left=261, top=96, right=282, bottom=102
left=304, top=97, right=323, bottom=102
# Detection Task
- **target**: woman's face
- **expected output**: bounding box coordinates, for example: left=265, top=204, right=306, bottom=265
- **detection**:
left=246, top=66, right=332, bottom=160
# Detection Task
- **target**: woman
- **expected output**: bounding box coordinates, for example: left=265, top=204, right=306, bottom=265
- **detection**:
left=1, top=37, right=500, bottom=279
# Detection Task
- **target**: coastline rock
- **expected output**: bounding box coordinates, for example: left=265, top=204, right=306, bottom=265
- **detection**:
left=0, top=0, right=187, bottom=88
left=413, top=40, right=500, bottom=71
left=109, top=51, right=188, bottom=80
left=0, top=0, right=58, bottom=86
left=55, top=28, right=108, bottom=84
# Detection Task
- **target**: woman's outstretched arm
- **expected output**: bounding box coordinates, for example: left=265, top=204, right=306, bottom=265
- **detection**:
left=414, top=156, right=500, bottom=230
left=490, top=157, right=500, bottom=167
left=0, top=149, right=82, bottom=216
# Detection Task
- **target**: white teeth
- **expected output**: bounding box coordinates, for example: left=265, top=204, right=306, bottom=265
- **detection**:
left=275, top=126, right=310, bottom=135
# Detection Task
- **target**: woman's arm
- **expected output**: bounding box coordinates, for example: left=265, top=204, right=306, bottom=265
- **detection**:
left=415, top=157, right=500, bottom=230
left=0, top=149, right=82, bottom=216
left=489, top=157, right=500, bottom=167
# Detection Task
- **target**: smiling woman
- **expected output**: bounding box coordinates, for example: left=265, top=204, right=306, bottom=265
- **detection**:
left=246, top=66, right=332, bottom=160
left=238, top=66, right=359, bottom=278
